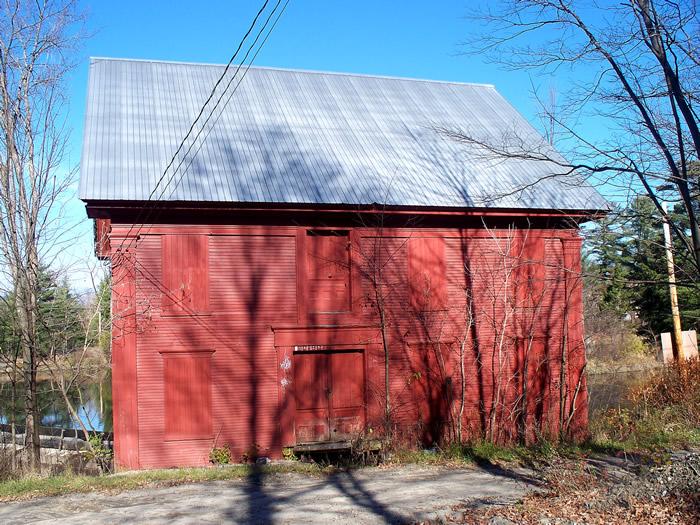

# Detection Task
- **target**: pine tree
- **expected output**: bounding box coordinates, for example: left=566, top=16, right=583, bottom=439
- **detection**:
left=587, top=196, right=700, bottom=338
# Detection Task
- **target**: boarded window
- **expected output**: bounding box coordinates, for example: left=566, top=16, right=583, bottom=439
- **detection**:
left=307, top=231, right=351, bottom=313
left=408, top=237, right=447, bottom=310
left=163, top=352, right=213, bottom=440
left=162, top=234, right=208, bottom=313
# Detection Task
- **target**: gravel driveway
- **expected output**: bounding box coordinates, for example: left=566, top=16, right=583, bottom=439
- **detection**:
left=1, top=464, right=539, bottom=524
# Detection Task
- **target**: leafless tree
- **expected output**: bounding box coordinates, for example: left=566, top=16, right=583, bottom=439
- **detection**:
left=454, top=283, right=474, bottom=444
left=453, top=0, right=700, bottom=274
left=355, top=218, right=411, bottom=438
left=462, top=227, right=521, bottom=443
left=0, top=0, right=85, bottom=469
left=42, top=263, right=110, bottom=466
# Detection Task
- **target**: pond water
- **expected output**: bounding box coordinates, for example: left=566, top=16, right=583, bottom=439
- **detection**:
left=587, top=368, right=656, bottom=416
left=0, top=375, right=112, bottom=432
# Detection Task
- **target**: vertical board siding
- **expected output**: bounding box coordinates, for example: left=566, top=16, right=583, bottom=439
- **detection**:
left=118, top=225, right=587, bottom=468
left=408, top=237, right=447, bottom=311
left=306, top=232, right=352, bottom=313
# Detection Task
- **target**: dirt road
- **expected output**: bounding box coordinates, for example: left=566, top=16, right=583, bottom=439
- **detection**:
left=1, top=464, right=538, bottom=524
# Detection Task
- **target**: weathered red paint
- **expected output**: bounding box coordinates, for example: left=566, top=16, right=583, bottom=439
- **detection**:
left=306, top=231, right=352, bottom=314
left=110, top=249, right=139, bottom=470
left=293, top=350, right=365, bottom=443
left=94, top=218, right=111, bottom=258
left=163, top=351, right=214, bottom=440
left=161, top=234, right=209, bottom=313
left=96, top=207, right=589, bottom=470
left=408, top=237, right=447, bottom=311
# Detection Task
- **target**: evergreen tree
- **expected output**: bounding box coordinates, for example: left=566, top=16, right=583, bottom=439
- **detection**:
left=0, top=268, right=85, bottom=361
left=586, top=196, right=700, bottom=337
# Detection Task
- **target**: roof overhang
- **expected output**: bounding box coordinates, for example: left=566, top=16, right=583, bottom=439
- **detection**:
left=84, top=199, right=607, bottom=222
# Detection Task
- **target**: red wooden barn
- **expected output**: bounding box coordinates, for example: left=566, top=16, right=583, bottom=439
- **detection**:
left=80, top=58, right=608, bottom=470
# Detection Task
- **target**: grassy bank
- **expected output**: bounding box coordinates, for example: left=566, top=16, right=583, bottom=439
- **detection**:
left=393, top=361, right=700, bottom=467
left=0, top=462, right=326, bottom=502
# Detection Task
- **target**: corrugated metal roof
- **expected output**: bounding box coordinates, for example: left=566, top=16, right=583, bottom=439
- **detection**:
left=79, top=57, right=608, bottom=211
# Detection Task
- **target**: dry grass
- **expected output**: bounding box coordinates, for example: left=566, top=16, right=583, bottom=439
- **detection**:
left=590, top=360, right=700, bottom=452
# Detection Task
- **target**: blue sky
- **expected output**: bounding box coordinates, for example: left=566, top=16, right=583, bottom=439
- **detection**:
left=63, top=0, right=581, bottom=288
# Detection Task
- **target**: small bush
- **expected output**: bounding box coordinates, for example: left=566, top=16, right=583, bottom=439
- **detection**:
left=282, top=447, right=297, bottom=461
left=632, top=359, right=700, bottom=422
left=82, top=435, right=113, bottom=474
left=209, top=445, right=232, bottom=465
left=621, top=332, right=649, bottom=358
left=241, top=443, right=263, bottom=463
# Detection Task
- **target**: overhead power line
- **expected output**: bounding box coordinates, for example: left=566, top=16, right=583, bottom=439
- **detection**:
left=146, top=0, right=288, bottom=208
left=119, top=0, right=289, bottom=250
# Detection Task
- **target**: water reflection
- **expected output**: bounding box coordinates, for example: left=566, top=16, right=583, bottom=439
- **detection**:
left=0, top=374, right=112, bottom=432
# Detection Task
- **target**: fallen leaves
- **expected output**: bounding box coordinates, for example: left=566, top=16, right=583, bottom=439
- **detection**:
left=431, top=452, right=700, bottom=525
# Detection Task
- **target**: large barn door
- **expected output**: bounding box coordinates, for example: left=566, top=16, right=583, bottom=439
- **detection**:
left=293, top=350, right=365, bottom=444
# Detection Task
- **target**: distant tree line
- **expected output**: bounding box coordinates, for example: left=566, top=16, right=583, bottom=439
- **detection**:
left=585, top=195, right=700, bottom=342
left=0, top=268, right=109, bottom=364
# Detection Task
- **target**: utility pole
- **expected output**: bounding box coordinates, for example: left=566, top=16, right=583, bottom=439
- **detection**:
left=662, top=202, right=685, bottom=361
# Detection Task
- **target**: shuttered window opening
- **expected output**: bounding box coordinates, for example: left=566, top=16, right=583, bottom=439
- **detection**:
left=306, top=230, right=351, bottom=313
left=161, top=234, right=209, bottom=314
left=163, top=351, right=213, bottom=440
left=408, top=237, right=447, bottom=311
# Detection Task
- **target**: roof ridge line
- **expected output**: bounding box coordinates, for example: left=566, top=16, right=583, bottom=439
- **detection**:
left=88, top=56, right=497, bottom=89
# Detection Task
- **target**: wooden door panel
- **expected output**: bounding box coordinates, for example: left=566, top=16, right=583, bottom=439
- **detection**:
left=329, top=351, right=365, bottom=440
left=308, top=280, right=350, bottom=312
left=163, top=352, right=213, bottom=440
left=293, top=352, right=330, bottom=443
left=294, top=350, right=366, bottom=443
left=330, top=352, right=364, bottom=409
left=307, top=233, right=351, bottom=313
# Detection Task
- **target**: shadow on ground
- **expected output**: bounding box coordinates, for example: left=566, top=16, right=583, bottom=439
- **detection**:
left=228, top=462, right=538, bottom=524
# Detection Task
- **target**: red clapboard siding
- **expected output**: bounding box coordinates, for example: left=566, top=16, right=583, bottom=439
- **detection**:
left=107, top=223, right=588, bottom=470
left=132, top=232, right=297, bottom=469
left=209, top=234, right=298, bottom=321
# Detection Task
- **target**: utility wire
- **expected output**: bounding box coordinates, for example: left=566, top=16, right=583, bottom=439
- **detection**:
left=120, top=0, right=289, bottom=255
left=119, top=0, right=281, bottom=249
left=149, top=0, right=290, bottom=210
left=142, top=0, right=286, bottom=212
